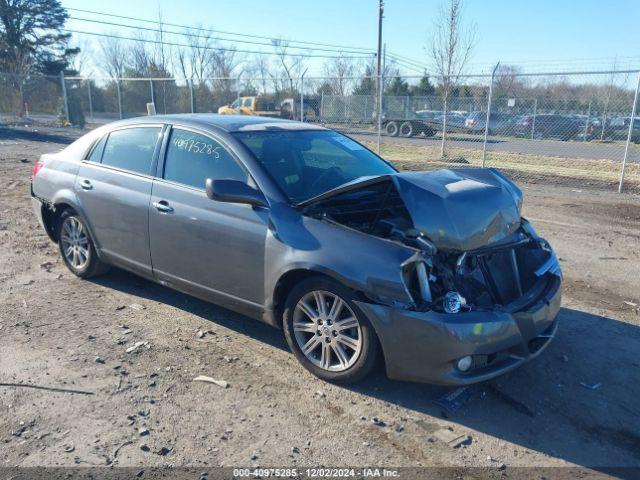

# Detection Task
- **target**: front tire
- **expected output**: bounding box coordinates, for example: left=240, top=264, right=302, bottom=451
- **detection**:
left=282, top=277, right=379, bottom=384
left=57, top=210, right=109, bottom=278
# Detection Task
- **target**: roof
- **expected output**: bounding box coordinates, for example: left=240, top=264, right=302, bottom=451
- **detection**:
left=107, top=114, right=326, bottom=133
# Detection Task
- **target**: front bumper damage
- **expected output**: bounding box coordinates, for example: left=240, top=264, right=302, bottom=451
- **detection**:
left=355, top=275, right=561, bottom=385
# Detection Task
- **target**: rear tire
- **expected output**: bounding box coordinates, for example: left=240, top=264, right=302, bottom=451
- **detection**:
left=385, top=121, right=399, bottom=137
left=57, top=210, right=109, bottom=279
left=282, top=276, right=379, bottom=384
left=399, top=121, right=414, bottom=138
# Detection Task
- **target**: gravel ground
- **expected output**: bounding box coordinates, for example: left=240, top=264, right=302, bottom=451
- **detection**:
left=1, top=125, right=639, bottom=476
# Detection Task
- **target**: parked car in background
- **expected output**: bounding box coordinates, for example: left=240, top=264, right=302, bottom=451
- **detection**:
left=464, top=112, right=519, bottom=135
left=434, top=112, right=468, bottom=131
left=599, top=116, right=640, bottom=142
left=514, top=114, right=583, bottom=141
left=414, top=110, right=441, bottom=120
left=30, top=114, right=561, bottom=386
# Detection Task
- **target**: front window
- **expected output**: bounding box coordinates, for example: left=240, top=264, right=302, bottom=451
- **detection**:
left=163, top=128, right=247, bottom=189
left=233, top=130, right=396, bottom=203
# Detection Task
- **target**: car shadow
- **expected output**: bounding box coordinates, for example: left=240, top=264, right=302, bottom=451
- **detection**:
left=0, top=126, right=78, bottom=145
left=91, top=268, right=640, bottom=470
left=90, top=268, right=288, bottom=352
left=348, top=307, right=640, bottom=470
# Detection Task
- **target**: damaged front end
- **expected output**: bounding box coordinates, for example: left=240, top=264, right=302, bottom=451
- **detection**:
left=301, top=168, right=560, bottom=315
left=400, top=219, right=561, bottom=315
left=300, top=168, right=562, bottom=384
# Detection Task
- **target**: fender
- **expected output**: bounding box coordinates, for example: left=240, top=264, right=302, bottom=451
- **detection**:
left=50, top=188, right=105, bottom=259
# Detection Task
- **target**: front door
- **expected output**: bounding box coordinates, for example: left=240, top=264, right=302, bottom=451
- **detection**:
left=149, top=127, right=269, bottom=313
left=75, top=126, right=163, bottom=278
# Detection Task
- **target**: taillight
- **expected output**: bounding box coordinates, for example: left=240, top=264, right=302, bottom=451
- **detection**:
left=32, top=160, right=44, bottom=177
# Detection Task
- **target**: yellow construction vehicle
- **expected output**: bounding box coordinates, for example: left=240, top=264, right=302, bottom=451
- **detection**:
left=217, top=96, right=281, bottom=117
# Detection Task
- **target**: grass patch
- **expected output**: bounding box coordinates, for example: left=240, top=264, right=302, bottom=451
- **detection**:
left=360, top=140, right=640, bottom=191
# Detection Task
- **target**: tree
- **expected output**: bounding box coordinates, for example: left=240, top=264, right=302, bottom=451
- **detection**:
left=353, top=64, right=376, bottom=96
left=385, top=76, right=410, bottom=96
left=99, top=35, right=127, bottom=79
left=210, top=47, right=242, bottom=107
left=410, top=74, right=436, bottom=96
left=322, top=55, right=355, bottom=96
left=0, top=0, right=77, bottom=75
left=428, top=0, right=476, bottom=157
left=175, top=27, right=215, bottom=84
left=248, top=54, right=272, bottom=95
left=271, top=38, right=305, bottom=95
left=493, top=64, right=528, bottom=98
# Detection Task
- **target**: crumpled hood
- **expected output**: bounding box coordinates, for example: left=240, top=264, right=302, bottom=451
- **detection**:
left=393, top=168, right=523, bottom=251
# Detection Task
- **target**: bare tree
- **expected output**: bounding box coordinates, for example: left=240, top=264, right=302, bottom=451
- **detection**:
left=249, top=54, right=272, bottom=95
left=130, top=36, right=153, bottom=76
left=272, top=38, right=305, bottom=95
left=153, top=9, right=171, bottom=77
left=322, top=55, right=356, bottom=96
left=429, top=0, right=476, bottom=157
left=175, top=27, right=215, bottom=84
left=210, top=47, right=242, bottom=104
left=98, top=34, right=127, bottom=79
left=69, top=36, right=93, bottom=76
left=493, top=64, right=528, bottom=98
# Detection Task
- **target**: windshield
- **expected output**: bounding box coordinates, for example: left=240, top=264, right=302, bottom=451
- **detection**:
left=232, top=129, right=396, bottom=203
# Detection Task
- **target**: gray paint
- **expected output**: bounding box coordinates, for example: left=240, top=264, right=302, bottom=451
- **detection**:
left=356, top=277, right=561, bottom=385
left=300, top=168, right=523, bottom=252
left=31, top=114, right=561, bottom=385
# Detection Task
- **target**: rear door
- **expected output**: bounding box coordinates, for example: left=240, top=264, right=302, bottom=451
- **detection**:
left=75, top=125, right=163, bottom=277
left=148, top=126, right=269, bottom=313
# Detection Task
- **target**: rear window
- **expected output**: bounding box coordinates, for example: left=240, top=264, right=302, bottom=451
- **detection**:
left=101, top=127, right=161, bottom=175
left=62, top=129, right=106, bottom=159
left=87, top=135, right=107, bottom=162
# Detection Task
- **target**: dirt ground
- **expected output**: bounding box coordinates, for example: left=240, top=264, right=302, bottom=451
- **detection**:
left=1, top=125, right=639, bottom=477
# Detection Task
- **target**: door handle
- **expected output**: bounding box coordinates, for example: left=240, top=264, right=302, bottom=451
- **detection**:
left=152, top=200, right=174, bottom=213
left=79, top=179, right=93, bottom=190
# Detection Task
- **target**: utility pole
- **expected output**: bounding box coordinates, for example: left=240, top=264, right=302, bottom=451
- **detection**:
left=382, top=43, right=387, bottom=77
left=376, top=0, right=384, bottom=154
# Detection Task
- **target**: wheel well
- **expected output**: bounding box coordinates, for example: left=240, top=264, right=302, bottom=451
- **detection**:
left=272, top=269, right=386, bottom=371
left=271, top=269, right=368, bottom=328
left=42, top=203, right=75, bottom=242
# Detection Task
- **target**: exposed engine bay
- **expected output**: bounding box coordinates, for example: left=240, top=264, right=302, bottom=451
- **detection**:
left=302, top=168, right=561, bottom=313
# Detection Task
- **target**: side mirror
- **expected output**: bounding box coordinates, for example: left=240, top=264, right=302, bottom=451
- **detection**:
left=205, top=179, right=268, bottom=208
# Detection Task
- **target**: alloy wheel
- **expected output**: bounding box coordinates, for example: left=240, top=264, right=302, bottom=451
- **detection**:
left=60, top=217, right=90, bottom=270
left=293, top=290, right=362, bottom=372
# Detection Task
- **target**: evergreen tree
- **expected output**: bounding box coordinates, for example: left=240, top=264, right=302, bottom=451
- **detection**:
left=353, top=65, right=376, bottom=95
left=410, top=74, right=436, bottom=96
left=385, top=76, right=410, bottom=96
left=0, top=0, right=77, bottom=75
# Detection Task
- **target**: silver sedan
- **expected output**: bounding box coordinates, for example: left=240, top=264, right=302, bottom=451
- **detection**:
left=31, top=114, right=561, bottom=385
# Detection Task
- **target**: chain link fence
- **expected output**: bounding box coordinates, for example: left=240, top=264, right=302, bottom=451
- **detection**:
left=1, top=69, right=639, bottom=193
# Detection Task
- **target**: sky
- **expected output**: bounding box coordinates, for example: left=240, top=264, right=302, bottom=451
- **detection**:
left=60, top=0, right=640, bottom=77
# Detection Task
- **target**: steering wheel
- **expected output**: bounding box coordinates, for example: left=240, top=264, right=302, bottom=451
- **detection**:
left=309, top=167, right=344, bottom=196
